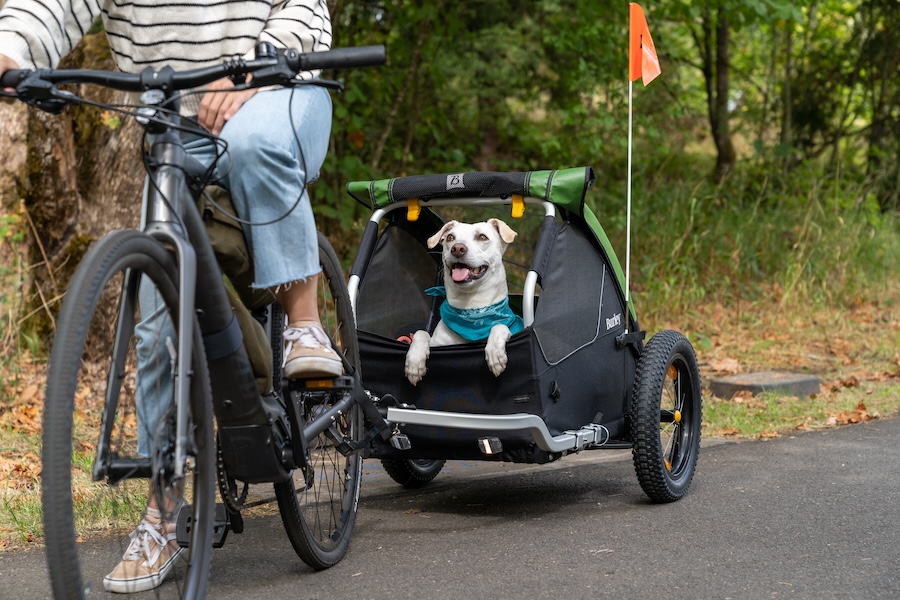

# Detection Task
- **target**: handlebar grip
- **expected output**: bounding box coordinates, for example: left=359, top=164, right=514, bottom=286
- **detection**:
left=0, top=69, right=30, bottom=89
left=300, top=45, right=386, bottom=71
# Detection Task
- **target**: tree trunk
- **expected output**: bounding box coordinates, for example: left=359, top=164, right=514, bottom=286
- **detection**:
left=0, top=102, right=30, bottom=351
left=780, top=24, right=793, bottom=170
left=697, top=7, right=736, bottom=179
left=5, top=32, right=144, bottom=344
left=712, top=9, right=736, bottom=177
left=863, top=0, right=900, bottom=210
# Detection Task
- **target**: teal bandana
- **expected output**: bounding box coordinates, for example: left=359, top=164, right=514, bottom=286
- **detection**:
left=425, top=286, right=524, bottom=342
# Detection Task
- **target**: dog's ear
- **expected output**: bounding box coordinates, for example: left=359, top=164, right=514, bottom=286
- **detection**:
left=427, top=220, right=457, bottom=248
left=488, top=218, right=517, bottom=245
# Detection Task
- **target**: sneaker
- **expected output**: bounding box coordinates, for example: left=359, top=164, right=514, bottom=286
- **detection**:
left=103, top=509, right=183, bottom=594
left=282, top=322, right=343, bottom=379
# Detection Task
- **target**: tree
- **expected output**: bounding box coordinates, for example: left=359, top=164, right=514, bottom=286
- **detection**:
left=0, top=29, right=144, bottom=343
left=860, top=0, right=900, bottom=210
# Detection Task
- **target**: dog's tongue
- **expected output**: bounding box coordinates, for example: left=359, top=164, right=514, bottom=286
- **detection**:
left=451, top=267, right=470, bottom=282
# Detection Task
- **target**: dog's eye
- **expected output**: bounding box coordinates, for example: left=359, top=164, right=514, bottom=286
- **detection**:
left=477, top=233, right=489, bottom=241
left=445, top=233, right=455, bottom=242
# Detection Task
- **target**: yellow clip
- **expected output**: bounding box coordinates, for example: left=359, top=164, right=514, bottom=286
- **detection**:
left=511, top=194, right=525, bottom=218
left=407, top=198, right=421, bottom=221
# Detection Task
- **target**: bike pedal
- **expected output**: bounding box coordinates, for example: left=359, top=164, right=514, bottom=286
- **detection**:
left=176, top=503, right=231, bottom=549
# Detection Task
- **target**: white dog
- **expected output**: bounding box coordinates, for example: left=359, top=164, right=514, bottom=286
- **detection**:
left=404, top=218, right=523, bottom=386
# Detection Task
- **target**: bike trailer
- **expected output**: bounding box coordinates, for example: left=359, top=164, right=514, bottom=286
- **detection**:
left=347, top=167, right=644, bottom=464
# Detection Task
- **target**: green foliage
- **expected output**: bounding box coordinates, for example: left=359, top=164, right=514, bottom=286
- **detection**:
left=625, top=156, right=899, bottom=326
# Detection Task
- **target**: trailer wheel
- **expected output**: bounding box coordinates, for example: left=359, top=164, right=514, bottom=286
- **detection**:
left=381, top=458, right=446, bottom=488
left=630, top=330, right=702, bottom=502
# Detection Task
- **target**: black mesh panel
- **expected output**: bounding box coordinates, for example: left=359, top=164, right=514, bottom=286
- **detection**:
left=356, top=225, right=440, bottom=339
left=532, top=223, right=607, bottom=363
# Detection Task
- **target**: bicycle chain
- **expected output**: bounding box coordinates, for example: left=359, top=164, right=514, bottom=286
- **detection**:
left=215, top=435, right=249, bottom=513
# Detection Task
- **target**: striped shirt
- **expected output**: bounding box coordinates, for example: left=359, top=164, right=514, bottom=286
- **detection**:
left=0, top=0, right=332, bottom=111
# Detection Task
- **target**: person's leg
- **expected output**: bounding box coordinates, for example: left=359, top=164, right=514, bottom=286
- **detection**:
left=134, top=276, right=174, bottom=459
left=105, top=272, right=184, bottom=593
left=215, top=85, right=341, bottom=377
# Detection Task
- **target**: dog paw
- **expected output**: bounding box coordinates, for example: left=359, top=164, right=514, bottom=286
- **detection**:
left=486, top=349, right=508, bottom=377
left=485, top=325, right=511, bottom=377
left=405, top=331, right=431, bottom=386
left=405, top=359, right=426, bottom=386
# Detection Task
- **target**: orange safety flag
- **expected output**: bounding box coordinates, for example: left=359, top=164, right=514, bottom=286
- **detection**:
left=629, top=3, right=661, bottom=85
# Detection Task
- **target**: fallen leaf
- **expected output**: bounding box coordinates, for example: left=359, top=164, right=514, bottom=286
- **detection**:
left=18, top=384, right=39, bottom=403
left=731, top=390, right=754, bottom=404
left=841, top=375, right=859, bottom=388
left=8, top=403, right=42, bottom=433
left=828, top=401, right=872, bottom=425
left=708, top=357, right=741, bottom=374
left=721, top=427, right=740, bottom=436
left=827, top=375, right=861, bottom=393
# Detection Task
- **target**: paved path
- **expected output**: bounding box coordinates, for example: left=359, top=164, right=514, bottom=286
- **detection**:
left=2, top=418, right=898, bottom=599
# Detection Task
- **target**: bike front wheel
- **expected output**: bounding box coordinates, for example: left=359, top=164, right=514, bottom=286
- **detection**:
left=274, top=233, right=363, bottom=570
left=42, top=229, right=216, bottom=599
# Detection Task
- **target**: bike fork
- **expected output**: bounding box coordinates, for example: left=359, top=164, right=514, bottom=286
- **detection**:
left=142, top=225, right=198, bottom=481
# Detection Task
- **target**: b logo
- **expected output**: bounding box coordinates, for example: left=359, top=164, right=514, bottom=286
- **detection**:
left=446, top=173, right=465, bottom=191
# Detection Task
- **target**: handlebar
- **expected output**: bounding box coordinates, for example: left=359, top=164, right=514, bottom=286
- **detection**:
left=297, top=45, right=386, bottom=72
left=0, top=44, right=385, bottom=106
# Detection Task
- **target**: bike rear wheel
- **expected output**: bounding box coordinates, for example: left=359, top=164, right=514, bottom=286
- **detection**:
left=274, top=233, right=363, bottom=570
left=42, top=230, right=216, bottom=599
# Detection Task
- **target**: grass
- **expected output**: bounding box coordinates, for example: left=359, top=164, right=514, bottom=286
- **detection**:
left=704, top=380, right=897, bottom=439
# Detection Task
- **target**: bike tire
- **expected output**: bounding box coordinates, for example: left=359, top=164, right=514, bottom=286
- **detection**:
left=630, top=329, right=702, bottom=503
left=42, top=229, right=216, bottom=599
left=274, top=232, right=363, bottom=570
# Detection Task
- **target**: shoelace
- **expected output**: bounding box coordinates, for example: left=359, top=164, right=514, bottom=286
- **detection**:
left=123, top=519, right=171, bottom=566
left=282, top=325, right=334, bottom=366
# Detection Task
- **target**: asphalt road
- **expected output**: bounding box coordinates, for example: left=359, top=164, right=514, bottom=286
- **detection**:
left=2, top=417, right=898, bottom=599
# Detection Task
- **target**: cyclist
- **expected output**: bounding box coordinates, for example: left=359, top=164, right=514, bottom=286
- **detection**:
left=0, top=0, right=339, bottom=593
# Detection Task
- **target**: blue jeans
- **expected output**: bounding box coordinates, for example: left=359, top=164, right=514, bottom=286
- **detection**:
left=135, top=85, right=333, bottom=455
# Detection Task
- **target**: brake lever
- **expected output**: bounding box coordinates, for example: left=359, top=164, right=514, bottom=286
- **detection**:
left=15, top=76, right=75, bottom=114
left=247, top=52, right=295, bottom=88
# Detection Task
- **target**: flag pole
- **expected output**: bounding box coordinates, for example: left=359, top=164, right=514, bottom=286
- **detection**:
left=625, top=78, right=634, bottom=309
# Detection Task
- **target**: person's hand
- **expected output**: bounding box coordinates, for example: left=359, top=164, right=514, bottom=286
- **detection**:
left=0, top=54, right=21, bottom=103
left=198, top=77, right=257, bottom=136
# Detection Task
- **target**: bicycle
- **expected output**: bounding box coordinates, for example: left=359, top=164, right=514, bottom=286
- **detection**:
left=2, top=44, right=393, bottom=599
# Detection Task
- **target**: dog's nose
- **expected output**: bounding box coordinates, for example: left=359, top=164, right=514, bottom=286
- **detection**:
left=451, top=243, right=467, bottom=257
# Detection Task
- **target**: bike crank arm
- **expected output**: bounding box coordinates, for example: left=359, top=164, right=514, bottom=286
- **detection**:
left=287, top=375, right=392, bottom=468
